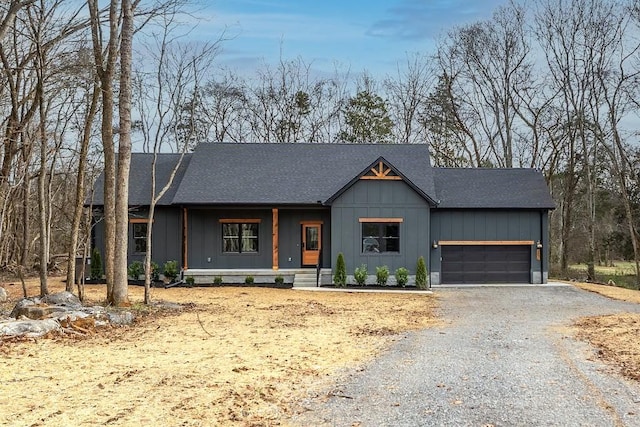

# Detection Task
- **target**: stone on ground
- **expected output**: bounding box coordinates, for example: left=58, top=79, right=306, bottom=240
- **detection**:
left=0, top=318, right=60, bottom=337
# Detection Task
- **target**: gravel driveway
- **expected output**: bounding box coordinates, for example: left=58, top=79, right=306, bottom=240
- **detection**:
left=293, top=283, right=640, bottom=427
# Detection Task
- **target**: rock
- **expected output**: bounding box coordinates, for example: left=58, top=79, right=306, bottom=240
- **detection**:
left=0, top=287, right=6, bottom=302
left=52, top=310, right=92, bottom=322
left=10, top=298, right=36, bottom=318
left=0, top=318, right=60, bottom=337
left=16, top=305, right=68, bottom=320
left=53, top=306, right=110, bottom=323
left=154, top=301, right=184, bottom=310
left=42, top=291, right=81, bottom=307
left=108, top=311, right=134, bottom=325
left=10, top=298, right=71, bottom=320
left=5, top=295, right=133, bottom=337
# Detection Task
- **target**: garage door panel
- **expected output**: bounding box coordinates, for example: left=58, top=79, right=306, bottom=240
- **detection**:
left=441, top=245, right=531, bottom=284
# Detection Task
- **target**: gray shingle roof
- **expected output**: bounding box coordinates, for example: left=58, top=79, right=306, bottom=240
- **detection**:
left=434, top=167, right=555, bottom=209
left=90, top=153, right=192, bottom=206
left=172, top=142, right=436, bottom=205
left=90, top=144, right=555, bottom=211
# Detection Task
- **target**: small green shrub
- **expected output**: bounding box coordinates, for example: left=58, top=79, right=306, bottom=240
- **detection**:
left=354, top=264, right=368, bottom=286
left=334, top=252, right=347, bottom=287
left=213, top=276, right=223, bottom=285
left=163, top=260, right=179, bottom=282
left=245, top=275, right=254, bottom=285
left=90, top=247, right=103, bottom=280
left=376, top=265, right=390, bottom=286
left=395, top=267, right=409, bottom=287
left=151, top=261, right=160, bottom=281
left=416, top=256, right=428, bottom=289
left=274, top=274, right=284, bottom=285
left=185, top=275, right=195, bottom=287
left=127, top=261, right=144, bottom=280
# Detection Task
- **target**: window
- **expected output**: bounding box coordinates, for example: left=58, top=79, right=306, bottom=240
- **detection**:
left=360, top=220, right=401, bottom=253
left=223, top=223, right=259, bottom=253
left=133, top=222, right=148, bottom=253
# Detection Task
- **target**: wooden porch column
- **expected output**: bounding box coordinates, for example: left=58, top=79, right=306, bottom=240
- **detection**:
left=182, top=207, right=188, bottom=270
left=272, top=208, right=279, bottom=270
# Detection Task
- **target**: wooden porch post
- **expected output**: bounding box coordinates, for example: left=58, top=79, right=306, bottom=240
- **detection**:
left=272, top=208, right=278, bottom=270
left=182, top=207, right=188, bottom=270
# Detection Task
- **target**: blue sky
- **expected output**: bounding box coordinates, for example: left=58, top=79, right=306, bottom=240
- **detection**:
left=195, top=0, right=511, bottom=78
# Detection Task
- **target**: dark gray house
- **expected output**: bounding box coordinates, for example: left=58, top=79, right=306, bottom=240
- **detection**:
left=90, top=142, right=555, bottom=286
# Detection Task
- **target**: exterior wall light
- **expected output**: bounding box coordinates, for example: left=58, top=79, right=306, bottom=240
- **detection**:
left=432, top=240, right=438, bottom=249
left=536, top=240, right=543, bottom=249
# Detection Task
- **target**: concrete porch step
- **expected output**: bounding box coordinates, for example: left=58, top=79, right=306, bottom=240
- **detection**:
left=293, top=273, right=322, bottom=287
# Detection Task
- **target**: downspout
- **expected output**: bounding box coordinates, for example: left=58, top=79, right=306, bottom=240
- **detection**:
left=540, top=210, right=544, bottom=284
left=429, top=199, right=440, bottom=288
left=182, top=206, right=188, bottom=272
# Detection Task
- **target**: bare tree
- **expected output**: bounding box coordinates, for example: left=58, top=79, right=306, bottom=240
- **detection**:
left=534, top=0, right=622, bottom=274
left=65, top=55, right=99, bottom=294
left=384, top=54, right=434, bottom=144
left=111, top=0, right=134, bottom=306
left=133, top=7, right=218, bottom=303
left=434, top=2, right=534, bottom=167
left=88, top=0, right=119, bottom=300
left=589, top=0, right=640, bottom=284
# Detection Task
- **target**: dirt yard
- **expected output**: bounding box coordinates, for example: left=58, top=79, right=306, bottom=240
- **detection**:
left=2, top=279, right=639, bottom=426
left=0, top=278, right=438, bottom=426
left=571, top=282, right=640, bottom=383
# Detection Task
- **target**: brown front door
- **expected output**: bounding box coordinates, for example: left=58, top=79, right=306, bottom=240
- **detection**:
left=302, top=222, right=321, bottom=266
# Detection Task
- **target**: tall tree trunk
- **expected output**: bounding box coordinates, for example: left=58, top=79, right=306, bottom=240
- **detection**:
left=33, top=3, right=48, bottom=297
left=36, top=68, right=48, bottom=296
left=20, top=168, right=29, bottom=268
left=89, top=0, right=119, bottom=300
left=112, top=0, right=133, bottom=306
left=66, top=82, right=99, bottom=292
left=102, top=93, right=116, bottom=300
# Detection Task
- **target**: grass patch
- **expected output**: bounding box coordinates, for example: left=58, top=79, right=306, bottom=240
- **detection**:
left=555, top=262, right=640, bottom=291
left=569, top=261, right=637, bottom=276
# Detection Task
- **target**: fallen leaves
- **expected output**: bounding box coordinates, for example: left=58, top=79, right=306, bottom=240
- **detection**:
left=575, top=313, right=640, bottom=381
left=0, top=277, right=438, bottom=426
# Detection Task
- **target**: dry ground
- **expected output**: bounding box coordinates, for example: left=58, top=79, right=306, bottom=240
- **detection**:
left=571, top=282, right=640, bottom=382
left=2, top=279, right=639, bottom=426
left=0, top=278, right=438, bottom=427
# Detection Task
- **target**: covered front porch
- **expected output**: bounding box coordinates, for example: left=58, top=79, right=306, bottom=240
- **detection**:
left=181, top=207, right=331, bottom=271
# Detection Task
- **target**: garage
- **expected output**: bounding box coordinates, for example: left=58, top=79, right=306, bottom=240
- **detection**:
left=441, top=245, right=531, bottom=284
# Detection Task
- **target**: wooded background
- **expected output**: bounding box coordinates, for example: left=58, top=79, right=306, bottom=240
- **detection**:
left=1, top=0, right=640, bottom=300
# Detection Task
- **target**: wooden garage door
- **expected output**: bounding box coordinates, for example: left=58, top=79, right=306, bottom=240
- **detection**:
left=441, top=245, right=531, bottom=284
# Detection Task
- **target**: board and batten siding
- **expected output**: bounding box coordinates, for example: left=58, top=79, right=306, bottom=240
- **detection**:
left=91, top=207, right=183, bottom=270
left=331, top=180, right=431, bottom=279
left=187, top=209, right=272, bottom=269
left=430, top=209, right=550, bottom=285
left=277, top=208, right=331, bottom=269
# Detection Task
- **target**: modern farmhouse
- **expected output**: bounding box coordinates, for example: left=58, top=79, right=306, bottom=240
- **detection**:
left=90, top=142, right=555, bottom=286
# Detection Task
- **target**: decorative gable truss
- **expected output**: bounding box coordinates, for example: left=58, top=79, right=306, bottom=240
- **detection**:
left=360, top=160, right=401, bottom=180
